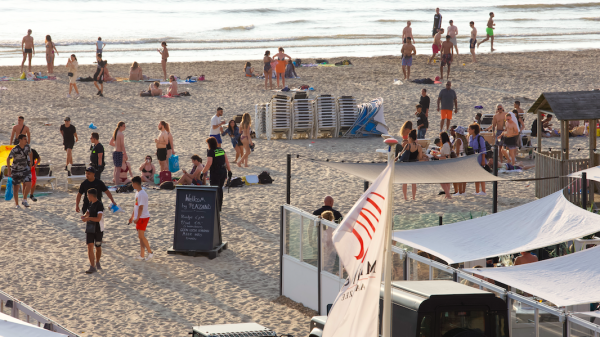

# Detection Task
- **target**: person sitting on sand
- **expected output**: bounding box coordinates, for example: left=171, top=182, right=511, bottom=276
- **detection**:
left=139, top=155, right=156, bottom=183
left=167, top=75, right=178, bottom=96
left=101, top=60, right=116, bottom=82
left=244, top=62, right=257, bottom=77
left=486, top=157, right=534, bottom=171
left=285, top=60, right=298, bottom=79
left=514, top=251, right=538, bottom=265
left=140, top=82, right=162, bottom=97
left=129, top=62, right=143, bottom=81
left=117, top=160, right=134, bottom=184
left=175, top=154, right=205, bottom=185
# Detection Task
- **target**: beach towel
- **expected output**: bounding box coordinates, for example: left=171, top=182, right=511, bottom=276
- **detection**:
left=4, top=178, right=13, bottom=201
left=411, top=78, right=435, bottom=84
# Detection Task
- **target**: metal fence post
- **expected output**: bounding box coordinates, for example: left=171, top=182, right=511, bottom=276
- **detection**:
left=582, top=172, right=588, bottom=210
left=493, top=145, right=498, bottom=213
left=286, top=154, right=291, bottom=204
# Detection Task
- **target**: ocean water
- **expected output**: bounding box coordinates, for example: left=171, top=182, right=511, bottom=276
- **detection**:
left=0, top=0, right=599, bottom=66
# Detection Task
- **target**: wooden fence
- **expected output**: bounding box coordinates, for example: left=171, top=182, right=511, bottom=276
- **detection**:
left=535, top=151, right=591, bottom=205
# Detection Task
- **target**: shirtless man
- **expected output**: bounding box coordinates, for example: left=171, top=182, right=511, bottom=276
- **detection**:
left=447, top=20, right=459, bottom=57
left=514, top=251, right=538, bottom=265
left=158, top=41, right=169, bottom=81
left=402, top=21, right=415, bottom=44
left=500, top=113, right=519, bottom=165
left=155, top=122, right=169, bottom=172
left=148, top=82, right=162, bottom=96
left=428, top=28, right=444, bottom=64
left=21, top=29, right=35, bottom=73
left=111, top=122, right=127, bottom=185
left=478, top=12, right=496, bottom=52
left=486, top=104, right=507, bottom=147
left=10, top=116, right=31, bottom=145
left=439, top=35, right=454, bottom=80
left=469, top=21, right=478, bottom=63
left=400, top=37, right=416, bottom=80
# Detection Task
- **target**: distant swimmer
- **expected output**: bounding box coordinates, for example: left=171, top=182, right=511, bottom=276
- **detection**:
left=158, top=41, right=169, bottom=81
left=447, top=20, right=458, bottom=58
left=21, top=29, right=34, bottom=74
left=432, top=8, right=442, bottom=37
left=400, top=37, right=416, bottom=80
left=428, top=28, right=444, bottom=64
left=478, top=12, right=496, bottom=52
left=439, top=35, right=454, bottom=80
left=469, top=21, right=477, bottom=63
left=402, top=21, right=415, bottom=44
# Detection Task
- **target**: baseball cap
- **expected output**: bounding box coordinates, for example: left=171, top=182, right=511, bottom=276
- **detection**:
left=85, top=167, right=97, bottom=173
left=64, top=117, right=71, bottom=121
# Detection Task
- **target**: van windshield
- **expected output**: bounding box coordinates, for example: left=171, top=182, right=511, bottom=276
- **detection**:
left=439, top=310, right=487, bottom=337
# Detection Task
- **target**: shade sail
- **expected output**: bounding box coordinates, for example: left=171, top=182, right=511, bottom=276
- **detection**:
left=0, top=312, right=67, bottom=337
left=319, top=156, right=506, bottom=184
left=577, top=312, right=600, bottom=319
left=569, top=166, right=600, bottom=183
left=468, top=246, right=600, bottom=306
left=392, top=191, right=600, bottom=264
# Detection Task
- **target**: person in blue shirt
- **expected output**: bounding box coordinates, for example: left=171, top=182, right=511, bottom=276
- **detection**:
left=468, top=123, right=487, bottom=195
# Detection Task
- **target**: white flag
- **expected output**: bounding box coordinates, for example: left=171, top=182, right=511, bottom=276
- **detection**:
left=322, top=165, right=392, bottom=337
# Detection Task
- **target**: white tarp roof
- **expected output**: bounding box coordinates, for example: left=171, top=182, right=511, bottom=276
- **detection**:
left=578, top=312, right=600, bottom=319
left=0, top=312, right=66, bottom=337
left=569, top=166, right=600, bottom=182
left=319, top=156, right=505, bottom=184
left=392, top=191, right=600, bottom=263
left=467, top=246, right=600, bottom=306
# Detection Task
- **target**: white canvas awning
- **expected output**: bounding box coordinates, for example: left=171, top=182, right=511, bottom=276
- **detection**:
left=577, top=312, right=600, bottom=319
left=392, top=191, right=600, bottom=263
left=319, top=156, right=505, bottom=184
left=0, top=312, right=67, bottom=337
left=569, top=166, right=600, bottom=182
left=467, top=246, right=600, bottom=306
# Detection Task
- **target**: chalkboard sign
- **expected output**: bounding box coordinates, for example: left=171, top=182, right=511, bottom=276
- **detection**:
left=168, top=185, right=227, bottom=259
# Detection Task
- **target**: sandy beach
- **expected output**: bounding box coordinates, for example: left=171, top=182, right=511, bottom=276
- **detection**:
left=0, top=50, right=599, bottom=336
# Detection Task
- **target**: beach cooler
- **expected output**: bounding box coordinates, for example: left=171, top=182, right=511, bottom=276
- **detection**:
left=160, top=170, right=172, bottom=184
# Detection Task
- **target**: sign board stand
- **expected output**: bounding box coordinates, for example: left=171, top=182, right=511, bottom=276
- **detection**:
left=167, top=185, right=228, bottom=259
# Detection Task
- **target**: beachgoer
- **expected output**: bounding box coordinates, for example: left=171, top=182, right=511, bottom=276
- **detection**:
left=285, top=60, right=298, bottom=79
left=110, top=122, right=127, bottom=184
left=263, top=50, right=273, bottom=90
left=439, top=35, right=454, bottom=80
left=221, top=119, right=243, bottom=164
left=140, top=81, right=162, bottom=97
left=415, top=104, right=429, bottom=139
left=209, top=107, right=226, bottom=148
left=478, top=12, right=496, bottom=52
left=437, top=81, right=458, bottom=132
left=501, top=113, right=519, bottom=165
left=428, top=28, right=444, bottom=64
left=75, top=167, right=116, bottom=215
left=10, top=116, right=30, bottom=145
left=469, top=21, right=477, bottom=63
left=399, top=130, right=424, bottom=200
left=96, top=37, right=105, bottom=54
left=45, top=35, right=58, bottom=75
left=80, top=188, right=104, bottom=274
left=402, top=21, right=415, bottom=44
left=117, top=160, right=134, bottom=184
left=129, top=176, right=153, bottom=261
left=93, top=54, right=105, bottom=97
left=437, top=132, right=453, bottom=199
left=89, top=132, right=105, bottom=180
left=244, top=62, right=256, bottom=77
left=514, top=251, right=538, bottom=265
left=468, top=123, right=487, bottom=195
left=201, top=137, right=232, bottom=212
left=176, top=155, right=205, bottom=185
left=60, top=117, right=78, bottom=171
left=433, top=8, right=442, bottom=37
left=28, top=149, right=40, bottom=202
left=447, top=21, right=459, bottom=60
left=66, top=54, right=79, bottom=98
left=155, top=121, right=169, bottom=172
left=475, top=113, right=482, bottom=124
left=486, top=104, right=507, bottom=147
left=452, top=126, right=468, bottom=196
left=163, top=121, right=175, bottom=159
left=401, top=37, right=416, bottom=80
left=312, top=196, right=343, bottom=221
left=21, top=29, right=34, bottom=74
left=167, top=75, right=178, bottom=96
left=101, top=61, right=116, bottom=82
left=139, top=156, right=156, bottom=183
left=6, top=135, right=33, bottom=208
left=273, top=47, right=291, bottom=89
left=158, top=41, right=169, bottom=81
left=398, top=121, right=413, bottom=153
left=129, top=62, right=143, bottom=80
left=238, top=113, right=254, bottom=168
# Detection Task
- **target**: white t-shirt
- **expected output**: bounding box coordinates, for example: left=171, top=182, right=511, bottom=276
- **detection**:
left=98, top=211, right=105, bottom=232
left=96, top=41, right=103, bottom=50
left=134, top=190, right=150, bottom=219
left=508, top=112, right=521, bottom=132
left=210, top=115, right=222, bottom=135
left=441, top=142, right=452, bottom=157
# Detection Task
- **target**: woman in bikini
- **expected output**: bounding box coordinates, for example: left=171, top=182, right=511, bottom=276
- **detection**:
left=163, top=121, right=175, bottom=159
left=129, top=62, right=143, bottom=81
left=397, top=130, right=424, bottom=200
left=158, top=41, right=169, bottom=81
left=238, top=113, right=254, bottom=168
left=45, top=35, right=59, bottom=75
left=221, top=120, right=242, bottom=164
left=66, top=54, right=79, bottom=98
left=139, top=155, right=156, bottom=183
left=117, top=160, right=134, bottom=184
left=167, top=75, right=178, bottom=96
left=154, top=121, right=169, bottom=172
left=263, top=50, right=273, bottom=90
left=272, top=47, right=291, bottom=89
left=397, top=121, right=413, bottom=157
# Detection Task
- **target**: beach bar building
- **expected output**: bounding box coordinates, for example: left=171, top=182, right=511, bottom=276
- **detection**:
left=528, top=91, right=600, bottom=205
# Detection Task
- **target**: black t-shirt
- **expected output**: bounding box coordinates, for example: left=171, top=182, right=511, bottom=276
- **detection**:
left=60, top=124, right=77, bottom=145
left=419, top=95, right=430, bottom=113
left=313, top=206, right=343, bottom=222
left=207, top=148, right=227, bottom=177
left=87, top=200, right=104, bottom=233
left=417, top=111, right=429, bottom=129
left=79, top=178, right=108, bottom=211
left=31, top=149, right=40, bottom=164
left=90, top=143, right=105, bottom=167
left=433, top=13, right=442, bottom=29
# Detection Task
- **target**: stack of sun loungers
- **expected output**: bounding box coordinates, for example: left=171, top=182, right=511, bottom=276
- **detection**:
left=291, top=97, right=315, bottom=139
left=254, top=103, right=268, bottom=139
left=313, top=95, right=338, bottom=138
left=336, top=96, right=358, bottom=136
left=266, top=95, right=292, bottom=140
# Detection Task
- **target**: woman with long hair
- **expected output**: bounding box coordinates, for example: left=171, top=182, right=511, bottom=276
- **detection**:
left=66, top=54, right=79, bottom=98
left=163, top=121, right=175, bottom=158
left=154, top=121, right=169, bottom=171
left=398, top=130, right=424, bottom=200
left=263, top=50, right=273, bottom=90
left=238, top=113, right=254, bottom=167
left=129, top=61, right=143, bottom=80
left=397, top=121, right=413, bottom=156
left=45, top=35, right=58, bottom=75
left=221, top=119, right=242, bottom=163
left=139, top=155, right=156, bottom=183
left=437, top=131, right=453, bottom=199
left=272, top=47, right=291, bottom=89
left=244, top=62, right=256, bottom=77
left=452, top=126, right=468, bottom=196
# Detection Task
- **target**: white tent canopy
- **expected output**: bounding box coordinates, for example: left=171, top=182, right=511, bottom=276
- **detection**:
left=319, top=156, right=505, bottom=184
left=578, top=312, right=600, bottom=319
left=392, top=191, right=600, bottom=263
left=0, top=312, right=66, bottom=337
left=569, top=165, right=600, bottom=182
left=467, top=246, right=600, bottom=306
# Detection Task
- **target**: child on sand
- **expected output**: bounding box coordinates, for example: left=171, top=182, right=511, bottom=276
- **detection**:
left=285, top=60, right=298, bottom=79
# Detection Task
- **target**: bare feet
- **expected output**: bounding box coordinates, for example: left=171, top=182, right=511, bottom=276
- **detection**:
left=237, top=161, right=242, bottom=167
left=491, top=48, right=496, bottom=52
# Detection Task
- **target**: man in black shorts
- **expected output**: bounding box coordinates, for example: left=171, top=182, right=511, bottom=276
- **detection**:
left=89, top=132, right=105, bottom=180
left=80, top=188, right=104, bottom=274
left=93, top=54, right=105, bottom=97
left=60, top=117, right=78, bottom=172
left=76, top=167, right=116, bottom=216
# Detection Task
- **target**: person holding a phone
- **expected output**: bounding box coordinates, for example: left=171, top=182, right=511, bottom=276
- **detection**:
left=139, top=155, right=156, bottom=183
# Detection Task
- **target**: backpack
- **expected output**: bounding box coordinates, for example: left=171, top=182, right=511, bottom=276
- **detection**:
left=467, top=135, right=493, bottom=159
left=160, top=181, right=175, bottom=190
left=116, top=182, right=134, bottom=193
left=258, top=171, right=274, bottom=184
left=294, top=59, right=302, bottom=67
left=229, top=177, right=244, bottom=187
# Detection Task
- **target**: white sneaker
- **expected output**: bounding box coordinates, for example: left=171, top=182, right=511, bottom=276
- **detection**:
left=66, top=94, right=71, bottom=98
left=74, top=93, right=80, bottom=99
left=452, top=192, right=461, bottom=197
left=478, top=192, right=487, bottom=196
left=134, top=255, right=144, bottom=261
left=14, top=205, right=21, bottom=209
left=145, top=253, right=154, bottom=261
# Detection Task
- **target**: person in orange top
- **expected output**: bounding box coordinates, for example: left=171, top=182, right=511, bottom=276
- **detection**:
left=272, top=47, right=291, bottom=89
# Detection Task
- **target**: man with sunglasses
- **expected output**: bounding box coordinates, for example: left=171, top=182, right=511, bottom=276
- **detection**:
left=486, top=104, right=507, bottom=146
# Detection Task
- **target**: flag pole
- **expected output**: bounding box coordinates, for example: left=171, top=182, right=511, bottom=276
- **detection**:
left=382, top=138, right=397, bottom=337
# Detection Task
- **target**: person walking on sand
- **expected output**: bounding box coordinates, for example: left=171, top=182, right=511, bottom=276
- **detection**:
left=428, top=28, right=444, bottom=64
left=238, top=113, right=254, bottom=168
left=158, top=41, right=169, bottom=81
left=469, top=21, right=477, bottom=63
left=10, top=116, right=31, bottom=145
left=66, top=54, right=79, bottom=98
left=155, top=121, right=169, bottom=172
left=447, top=20, right=458, bottom=59
left=402, top=21, right=415, bottom=43
left=401, top=37, right=416, bottom=80
left=209, top=107, right=226, bottom=148
left=96, top=37, right=105, bottom=55
left=129, top=176, right=154, bottom=261
left=60, top=117, right=78, bottom=171
left=437, top=81, right=457, bottom=132
left=110, top=122, right=127, bottom=184
left=45, top=35, right=59, bottom=75
left=439, top=35, right=454, bottom=80
left=6, top=135, right=33, bottom=209
left=93, top=54, right=105, bottom=97
left=90, top=132, right=105, bottom=180
left=478, top=12, right=496, bottom=51
left=433, top=8, right=442, bottom=37
left=273, top=47, right=291, bottom=89
left=263, top=50, right=274, bottom=90
left=21, top=29, right=34, bottom=74
left=80, top=188, right=104, bottom=274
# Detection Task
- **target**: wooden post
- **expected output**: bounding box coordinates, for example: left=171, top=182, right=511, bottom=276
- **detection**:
left=589, top=119, right=597, bottom=207
left=537, top=110, right=543, bottom=153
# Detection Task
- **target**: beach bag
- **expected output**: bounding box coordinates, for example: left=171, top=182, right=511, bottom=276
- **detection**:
left=316, top=59, right=328, bottom=64
left=26, top=72, right=35, bottom=81
left=229, top=177, right=244, bottom=187
left=160, top=181, right=175, bottom=190
left=243, top=175, right=259, bottom=185
left=116, top=182, right=134, bottom=193
left=258, top=171, right=273, bottom=184
left=294, top=59, right=302, bottom=67
left=153, top=173, right=160, bottom=185
left=19, top=72, right=26, bottom=80
left=159, top=170, right=172, bottom=184
left=168, top=154, right=180, bottom=173
left=398, top=149, right=411, bottom=162
left=85, top=221, right=96, bottom=234
left=4, top=178, right=13, bottom=201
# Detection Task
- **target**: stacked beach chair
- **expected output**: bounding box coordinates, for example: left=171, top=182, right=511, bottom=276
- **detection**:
left=336, top=96, right=358, bottom=136
left=265, top=95, right=292, bottom=140
left=291, top=97, right=314, bottom=139
left=254, top=103, right=268, bottom=139
left=343, top=97, right=388, bottom=138
left=313, top=95, right=338, bottom=138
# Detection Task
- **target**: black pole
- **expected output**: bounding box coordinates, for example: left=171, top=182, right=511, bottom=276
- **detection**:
left=582, top=172, right=588, bottom=210
left=364, top=181, right=369, bottom=192
left=286, top=154, right=291, bottom=205
left=493, top=145, right=498, bottom=213
left=439, top=216, right=443, bottom=226
left=317, top=219, right=322, bottom=315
